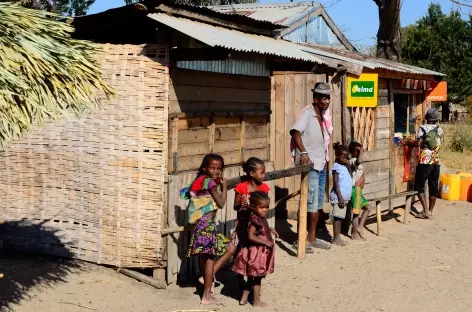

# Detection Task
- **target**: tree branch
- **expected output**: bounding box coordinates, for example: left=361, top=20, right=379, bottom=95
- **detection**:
left=450, top=0, right=472, bottom=8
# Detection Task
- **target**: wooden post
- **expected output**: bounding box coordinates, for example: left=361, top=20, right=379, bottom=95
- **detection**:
left=388, top=80, right=396, bottom=211
left=376, top=200, right=381, bottom=236
left=403, top=195, right=412, bottom=224
left=297, top=172, right=309, bottom=259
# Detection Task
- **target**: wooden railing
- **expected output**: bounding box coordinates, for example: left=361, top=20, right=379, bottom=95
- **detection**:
left=162, top=164, right=314, bottom=259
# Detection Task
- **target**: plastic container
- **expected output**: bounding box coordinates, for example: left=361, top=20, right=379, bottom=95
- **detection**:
left=440, top=174, right=461, bottom=201
left=460, top=177, right=472, bottom=202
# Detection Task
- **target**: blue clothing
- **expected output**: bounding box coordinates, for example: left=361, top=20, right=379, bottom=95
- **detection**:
left=329, top=162, right=352, bottom=204
left=307, top=167, right=327, bottom=212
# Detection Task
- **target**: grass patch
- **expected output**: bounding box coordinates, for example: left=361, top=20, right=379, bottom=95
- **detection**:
left=440, top=122, right=472, bottom=171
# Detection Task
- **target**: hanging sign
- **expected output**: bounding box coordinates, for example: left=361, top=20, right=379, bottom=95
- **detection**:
left=426, top=81, right=447, bottom=102
left=346, top=73, right=378, bottom=107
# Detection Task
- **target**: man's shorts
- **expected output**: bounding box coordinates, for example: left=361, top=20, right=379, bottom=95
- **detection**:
left=414, top=164, right=440, bottom=197
left=307, top=168, right=327, bottom=213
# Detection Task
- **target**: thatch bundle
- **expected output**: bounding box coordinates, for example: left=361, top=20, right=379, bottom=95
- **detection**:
left=0, top=3, right=114, bottom=144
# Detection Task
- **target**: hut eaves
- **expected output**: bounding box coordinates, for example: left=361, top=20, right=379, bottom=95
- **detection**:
left=148, top=13, right=327, bottom=64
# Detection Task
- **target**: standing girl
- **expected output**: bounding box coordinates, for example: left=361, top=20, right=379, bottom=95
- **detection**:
left=186, top=153, right=232, bottom=305
left=201, top=158, right=271, bottom=290
left=232, top=191, right=275, bottom=307
left=329, top=143, right=353, bottom=246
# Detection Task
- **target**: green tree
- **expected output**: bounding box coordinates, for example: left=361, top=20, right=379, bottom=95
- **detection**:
left=0, top=0, right=95, bottom=16
left=402, top=4, right=472, bottom=103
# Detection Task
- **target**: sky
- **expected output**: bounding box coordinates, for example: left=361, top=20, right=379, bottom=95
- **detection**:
left=88, top=0, right=472, bottom=46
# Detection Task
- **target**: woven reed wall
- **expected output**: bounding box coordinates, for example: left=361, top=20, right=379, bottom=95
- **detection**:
left=0, top=44, right=169, bottom=268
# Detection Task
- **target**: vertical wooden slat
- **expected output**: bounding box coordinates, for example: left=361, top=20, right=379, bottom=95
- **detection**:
left=270, top=76, right=276, bottom=163
left=209, top=114, right=215, bottom=153
left=171, top=118, right=179, bottom=173
left=240, top=116, right=246, bottom=162
left=368, top=109, right=376, bottom=151
left=388, top=80, right=396, bottom=209
left=274, top=74, right=285, bottom=180
left=284, top=74, right=296, bottom=197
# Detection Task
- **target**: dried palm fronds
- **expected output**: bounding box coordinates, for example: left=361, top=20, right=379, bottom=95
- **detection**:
left=0, top=3, right=114, bottom=144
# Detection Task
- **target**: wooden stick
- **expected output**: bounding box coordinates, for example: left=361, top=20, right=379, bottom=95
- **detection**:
left=161, top=226, right=184, bottom=235
left=376, top=200, right=381, bottom=236
left=297, top=172, right=309, bottom=259
left=274, top=190, right=300, bottom=207
left=227, top=164, right=313, bottom=189
left=404, top=195, right=413, bottom=224
left=118, top=268, right=167, bottom=289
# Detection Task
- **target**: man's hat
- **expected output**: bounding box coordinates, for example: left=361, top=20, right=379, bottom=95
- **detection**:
left=311, top=82, right=331, bottom=96
left=426, top=107, right=441, bottom=121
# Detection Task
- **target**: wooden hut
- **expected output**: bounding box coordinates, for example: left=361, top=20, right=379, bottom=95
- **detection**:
left=0, top=0, right=445, bottom=285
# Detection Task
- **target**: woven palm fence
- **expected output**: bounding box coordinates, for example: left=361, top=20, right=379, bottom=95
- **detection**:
left=0, top=44, right=169, bottom=268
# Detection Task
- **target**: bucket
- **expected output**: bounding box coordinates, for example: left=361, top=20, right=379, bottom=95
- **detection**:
left=460, top=176, right=472, bottom=202
left=440, top=174, right=461, bottom=201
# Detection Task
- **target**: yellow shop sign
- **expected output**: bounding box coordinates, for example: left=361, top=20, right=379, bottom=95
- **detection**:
left=347, top=73, right=378, bottom=107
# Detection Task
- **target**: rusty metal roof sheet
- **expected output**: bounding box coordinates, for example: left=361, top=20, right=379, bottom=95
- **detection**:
left=148, top=13, right=327, bottom=63
left=301, top=44, right=445, bottom=76
left=209, top=1, right=321, bottom=27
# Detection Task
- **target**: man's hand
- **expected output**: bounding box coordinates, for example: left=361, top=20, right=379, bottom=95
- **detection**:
left=338, top=198, right=345, bottom=209
left=300, top=153, right=311, bottom=165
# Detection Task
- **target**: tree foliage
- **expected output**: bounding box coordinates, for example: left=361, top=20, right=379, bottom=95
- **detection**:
left=0, top=0, right=95, bottom=16
left=0, top=3, right=114, bottom=144
left=402, top=4, right=472, bottom=103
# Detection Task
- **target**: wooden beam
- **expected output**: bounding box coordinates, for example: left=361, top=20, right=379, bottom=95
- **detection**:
left=227, top=164, right=314, bottom=189
left=319, top=9, right=356, bottom=51
left=392, top=89, right=424, bottom=95
left=169, top=111, right=270, bottom=119
left=156, top=4, right=274, bottom=36
left=388, top=80, right=395, bottom=210
left=277, top=8, right=323, bottom=37
left=297, top=172, right=309, bottom=259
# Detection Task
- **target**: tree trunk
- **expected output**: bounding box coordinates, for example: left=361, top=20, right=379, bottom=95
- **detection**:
left=374, top=0, right=402, bottom=60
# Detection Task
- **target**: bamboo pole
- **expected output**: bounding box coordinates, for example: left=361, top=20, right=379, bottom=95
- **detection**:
left=297, top=172, right=309, bottom=259
left=376, top=201, right=381, bottom=236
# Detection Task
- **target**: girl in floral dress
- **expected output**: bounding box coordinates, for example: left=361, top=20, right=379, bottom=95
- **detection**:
left=186, top=154, right=232, bottom=305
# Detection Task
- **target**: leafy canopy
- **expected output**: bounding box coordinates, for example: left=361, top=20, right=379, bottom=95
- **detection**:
left=402, top=3, right=472, bottom=103
left=0, top=3, right=114, bottom=144
left=0, top=0, right=95, bottom=16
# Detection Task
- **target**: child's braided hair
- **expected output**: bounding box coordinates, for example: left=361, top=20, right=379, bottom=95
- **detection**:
left=242, top=157, right=265, bottom=175
left=249, top=191, right=270, bottom=207
left=197, top=153, right=224, bottom=176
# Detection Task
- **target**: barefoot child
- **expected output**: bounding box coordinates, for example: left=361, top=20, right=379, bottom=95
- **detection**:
left=185, top=154, right=232, bottom=305
left=349, top=142, right=372, bottom=240
left=203, top=157, right=271, bottom=291
left=233, top=191, right=276, bottom=307
left=329, top=143, right=352, bottom=246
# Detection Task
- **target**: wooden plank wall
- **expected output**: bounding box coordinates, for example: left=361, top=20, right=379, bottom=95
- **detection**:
left=166, top=162, right=275, bottom=284
left=169, top=69, right=271, bottom=173
left=361, top=78, right=391, bottom=200
left=271, top=73, right=328, bottom=213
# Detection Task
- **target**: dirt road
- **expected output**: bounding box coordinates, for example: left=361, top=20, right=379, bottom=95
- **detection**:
left=1, top=199, right=472, bottom=312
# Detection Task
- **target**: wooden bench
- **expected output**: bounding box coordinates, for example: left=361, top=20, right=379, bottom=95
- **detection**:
left=368, top=190, right=417, bottom=236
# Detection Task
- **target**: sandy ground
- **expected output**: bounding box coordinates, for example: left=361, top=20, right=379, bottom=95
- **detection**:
left=1, top=199, right=472, bottom=312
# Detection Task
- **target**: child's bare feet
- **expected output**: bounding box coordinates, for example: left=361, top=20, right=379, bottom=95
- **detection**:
left=332, top=238, right=347, bottom=246
left=201, top=295, right=219, bottom=305
left=254, top=301, right=268, bottom=308
left=239, top=290, right=249, bottom=306
left=357, top=228, right=366, bottom=240
left=351, top=231, right=362, bottom=240
left=198, top=276, right=215, bottom=295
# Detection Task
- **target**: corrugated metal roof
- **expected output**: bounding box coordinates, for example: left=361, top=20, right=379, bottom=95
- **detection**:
left=209, top=1, right=321, bottom=27
left=148, top=13, right=327, bottom=63
left=300, top=44, right=445, bottom=76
